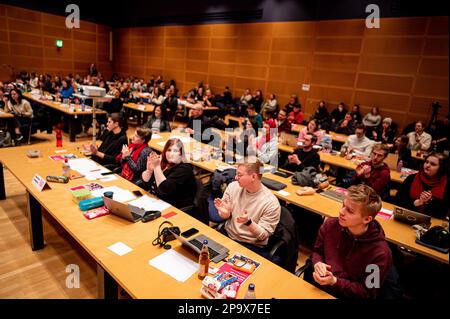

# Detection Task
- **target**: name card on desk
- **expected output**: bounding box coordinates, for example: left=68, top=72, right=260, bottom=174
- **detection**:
left=32, top=174, right=51, bottom=192
left=138, top=104, right=146, bottom=111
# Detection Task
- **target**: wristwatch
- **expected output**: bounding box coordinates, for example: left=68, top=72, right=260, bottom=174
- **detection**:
left=244, top=219, right=252, bottom=226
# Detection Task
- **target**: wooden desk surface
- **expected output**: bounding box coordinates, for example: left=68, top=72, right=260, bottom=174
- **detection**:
left=0, top=142, right=332, bottom=299
left=149, top=133, right=448, bottom=264
left=23, top=92, right=107, bottom=116
left=277, top=143, right=406, bottom=184
left=123, top=103, right=155, bottom=113
left=0, top=112, right=14, bottom=118
left=185, top=104, right=219, bottom=111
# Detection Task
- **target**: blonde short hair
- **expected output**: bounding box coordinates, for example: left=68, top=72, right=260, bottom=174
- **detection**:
left=237, top=157, right=263, bottom=179
left=372, top=143, right=390, bottom=156
left=347, top=184, right=382, bottom=218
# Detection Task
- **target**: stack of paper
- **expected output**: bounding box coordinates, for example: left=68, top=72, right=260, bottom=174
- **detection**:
left=128, top=195, right=171, bottom=211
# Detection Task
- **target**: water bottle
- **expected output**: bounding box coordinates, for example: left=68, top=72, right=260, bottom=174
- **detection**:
left=244, top=283, right=256, bottom=299
left=198, top=240, right=210, bottom=280
left=81, top=98, right=86, bottom=112
left=62, top=159, right=71, bottom=178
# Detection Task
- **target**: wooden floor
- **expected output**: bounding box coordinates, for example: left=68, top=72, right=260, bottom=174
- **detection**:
left=0, top=128, right=310, bottom=299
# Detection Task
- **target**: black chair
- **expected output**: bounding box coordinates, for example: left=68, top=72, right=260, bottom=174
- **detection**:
left=179, top=179, right=210, bottom=225
left=216, top=205, right=299, bottom=273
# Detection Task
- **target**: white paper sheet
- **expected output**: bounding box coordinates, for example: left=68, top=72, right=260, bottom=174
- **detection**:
left=96, top=174, right=118, bottom=182
left=68, top=158, right=99, bottom=175
left=84, top=167, right=111, bottom=180
left=148, top=249, right=198, bottom=282
left=152, top=134, right=162, bottom=139
left=108, top=242, right=133, bottom=256
left=157, top=141, right=167, bottom=147
left=128, top=195, right=171, bottom=211
left=92, top=186, right=136, bottom=203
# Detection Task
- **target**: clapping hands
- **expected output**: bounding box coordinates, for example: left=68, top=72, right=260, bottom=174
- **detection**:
left=214, top=198, right=232, bottom=217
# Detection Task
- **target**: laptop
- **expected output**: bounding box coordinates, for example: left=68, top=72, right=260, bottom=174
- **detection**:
left=103, top=196, right=146, bottom=222
left=171, top=231, right=229, bottom=263
left=393, top=206, right=431, bottom=227
left=319, top=189, right=347, bottom=202
left=384, top=153, right=399, bottom=170
left=280, top=132, right=300, bottom=148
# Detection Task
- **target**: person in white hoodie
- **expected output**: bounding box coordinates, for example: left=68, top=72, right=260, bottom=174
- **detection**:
left=341, top=124, right=375, bottom=160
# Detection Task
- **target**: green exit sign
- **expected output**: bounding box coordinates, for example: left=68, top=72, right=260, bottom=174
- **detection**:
left=56, top=40, right=63, bottom=48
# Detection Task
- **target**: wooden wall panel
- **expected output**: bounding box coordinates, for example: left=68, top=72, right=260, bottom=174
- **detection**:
left=423, top=37, right=449, bottom=56
left=270, top=52, right=311, bottom=67
left=316, top=20, right=365, bottom=36
left=359, top=55, right=420, bottom=74
left=311, top=70, right=356, bottom=87
left=414, top=76, right=449, bottom=98
left=210, top=50, right=236, bottom=63
left=312, top=54, right=359, bottom=71
left=0, top=5, right=112, bottom=80
left=365, top=18, right=427, bottom=36
left=419, top=58, right=449, bottom=77
left=357, top=74, right=414, bottom=93
left=272, top=22, right=315, bottom=37
left=315, top=38, right=362, bottom=54
left=108, top=16, right=447, bottom=131
left=363, top=37, right=424, bottom=55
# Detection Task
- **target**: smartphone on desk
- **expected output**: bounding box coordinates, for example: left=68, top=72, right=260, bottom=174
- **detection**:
left=273, top=170, right=293, bottom=178
left=133, top=190, right=143, bottom=197
left=181, top=227, right=199, bottom=238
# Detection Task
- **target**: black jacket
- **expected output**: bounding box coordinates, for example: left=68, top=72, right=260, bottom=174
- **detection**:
left=269, top=207, right=299, bottom=273
left=91, top=128, right=128, bottom=165
left=148, top=163, right=197, bottom=210
left=102, top=98, right=123, bottom=114
left=282, top=148, right=321, bottom=172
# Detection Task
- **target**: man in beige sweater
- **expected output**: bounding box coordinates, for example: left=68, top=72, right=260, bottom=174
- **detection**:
left=214, top=159, right=281, bottom=253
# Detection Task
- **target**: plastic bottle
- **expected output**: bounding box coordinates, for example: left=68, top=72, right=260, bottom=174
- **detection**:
left=244, top=283, right=256, bottom=299
left=81, top=98, right=86, bottom=112
left=198, top=240, right=210, bottom=280
left=56, top=129, right=63, bottom=147
left=62, top=159, right=71, bottom=178
left=396, top=160, right=403, bottom=173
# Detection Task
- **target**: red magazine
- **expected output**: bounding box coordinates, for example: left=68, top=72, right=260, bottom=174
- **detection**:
left=83, top=206, right=109, bottom=220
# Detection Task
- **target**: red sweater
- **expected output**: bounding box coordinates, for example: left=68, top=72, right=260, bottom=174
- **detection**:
left=312, top=218, right=392, bottom=299
left=352, top=161, right=391, bottom=195
left=288, top=111, right=304, bottom=124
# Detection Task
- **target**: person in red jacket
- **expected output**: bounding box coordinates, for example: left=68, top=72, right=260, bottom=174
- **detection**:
left=351, top=143, right=391, bottom=197
left=288, top=103, right=304, bottom=125
left=311, top=184, right=393, bottom=299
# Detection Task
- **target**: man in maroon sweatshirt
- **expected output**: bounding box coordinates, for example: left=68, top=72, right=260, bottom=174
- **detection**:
left=351, top=143, right=391, bottom=196
left=311, top=184, right=393, bottom=298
